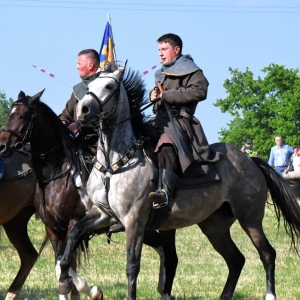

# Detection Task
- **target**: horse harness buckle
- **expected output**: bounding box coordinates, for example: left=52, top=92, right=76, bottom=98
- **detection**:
left=93, top=139, right=144, bottom=175
left=170, top=109, right=179, bottom=117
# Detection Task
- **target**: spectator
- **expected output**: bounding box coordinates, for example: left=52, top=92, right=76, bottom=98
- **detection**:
left=292, top=145, right=300, bottom=171
left=241, top=138, right=257, bottom=157
left=268, top=136, right=293, bottom=174
left=285, top=145, right=300, bottom=173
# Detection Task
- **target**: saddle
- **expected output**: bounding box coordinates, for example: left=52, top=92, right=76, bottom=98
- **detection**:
left=142, top=123, right=222, bottom=230
left=142, top=122, right=221, bottom=190
left=0, top=151, right=32, bottom=181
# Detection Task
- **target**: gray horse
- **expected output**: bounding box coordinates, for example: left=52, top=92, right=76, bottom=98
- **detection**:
left=58, top=63, right=300, bottom=300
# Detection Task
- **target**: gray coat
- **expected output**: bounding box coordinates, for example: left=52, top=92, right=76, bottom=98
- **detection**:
left=152, top=69, right=221, bottom=176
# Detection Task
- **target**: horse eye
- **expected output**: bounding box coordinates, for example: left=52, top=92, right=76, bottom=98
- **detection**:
left=106, top=84, right=113, bottom=90
left=19, top=114, right=27, bottom=120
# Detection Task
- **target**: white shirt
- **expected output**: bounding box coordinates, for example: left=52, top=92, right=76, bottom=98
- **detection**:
left=292, top=155, right=300, bottom=172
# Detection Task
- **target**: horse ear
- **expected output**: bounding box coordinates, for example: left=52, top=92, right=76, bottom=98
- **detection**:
left=29, top=88, right=45, bottom=105
left=120, top=60, right=128, bottom=76
left=114, top=60, right=128, bottom=79
left=18, top=91, right=26, bottom=99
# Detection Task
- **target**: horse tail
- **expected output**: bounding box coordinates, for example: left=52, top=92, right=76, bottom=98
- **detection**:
left=38, top=234, right=49, bottom=256
left=74, top=238, right=90, bottom=271
left=252, top=156, right=300, bottom=251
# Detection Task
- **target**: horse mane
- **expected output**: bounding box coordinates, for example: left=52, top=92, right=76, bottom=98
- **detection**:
left=37, top=101, right=77, bottom=174
left=122, top=68, right=150, bottom=138
left=17, top=97, right=77, bottom=175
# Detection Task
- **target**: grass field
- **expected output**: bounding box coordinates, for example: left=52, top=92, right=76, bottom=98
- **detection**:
left=0, top=202, right=300, bottom=300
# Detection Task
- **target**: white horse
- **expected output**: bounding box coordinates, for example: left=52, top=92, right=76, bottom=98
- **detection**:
left=57, top=64, right=300, bottom=300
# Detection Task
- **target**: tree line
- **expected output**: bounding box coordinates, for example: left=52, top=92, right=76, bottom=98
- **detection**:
left=0, top=91, right=13, bottom=129
left=214, top=63, right=300, bottom=160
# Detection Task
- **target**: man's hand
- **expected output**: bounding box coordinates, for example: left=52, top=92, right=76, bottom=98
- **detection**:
left=150, top=87, right=162, bottom=102
left=67, top=122, right=80, bottom=138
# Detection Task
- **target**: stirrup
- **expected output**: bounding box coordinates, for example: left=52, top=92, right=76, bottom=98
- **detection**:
left=152, top=190, right=168, bottom=209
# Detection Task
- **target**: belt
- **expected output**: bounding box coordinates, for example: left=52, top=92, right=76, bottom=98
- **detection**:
left=157, top=108, right=193, bottom=120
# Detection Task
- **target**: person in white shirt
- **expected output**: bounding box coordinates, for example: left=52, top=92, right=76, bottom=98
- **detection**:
left=268, top=136, right=293, bottom=174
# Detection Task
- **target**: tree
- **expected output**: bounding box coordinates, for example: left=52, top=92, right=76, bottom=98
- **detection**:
left=214, top=63, right=300, bottom=159
left=0, top=91, right=14, bottom=129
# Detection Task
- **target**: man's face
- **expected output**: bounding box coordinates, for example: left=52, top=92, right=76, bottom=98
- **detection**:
left=275, top=137, right=283, bottom=147
left=294, top=146, right=300, bottom=156
left=77, top=55, right=93, bottom=78
left=158, top=42, right=180, bottom=65
left=246, top=142, right=253, bottom=149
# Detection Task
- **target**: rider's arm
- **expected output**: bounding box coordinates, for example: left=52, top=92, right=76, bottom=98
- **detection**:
left=161, top=70, right=208, bottom=105
left=58, top=93, right=77, bottom=125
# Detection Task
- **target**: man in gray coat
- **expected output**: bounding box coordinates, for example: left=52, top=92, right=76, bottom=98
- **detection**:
left=149, top=33, right=221, bottom=209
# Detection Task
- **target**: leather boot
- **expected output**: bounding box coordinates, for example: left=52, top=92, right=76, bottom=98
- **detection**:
left=149, top=169, right=178, bottom=209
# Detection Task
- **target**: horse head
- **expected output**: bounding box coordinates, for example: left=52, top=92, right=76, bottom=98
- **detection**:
left=0, top=89, right=44, bottom=157
left=76, top=62, right=127, bottom=127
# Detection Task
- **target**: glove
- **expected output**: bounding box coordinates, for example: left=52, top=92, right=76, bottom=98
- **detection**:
left=67, top=122, right=81, bottom=138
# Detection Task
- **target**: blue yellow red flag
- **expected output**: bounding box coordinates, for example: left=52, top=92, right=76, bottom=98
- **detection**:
left=99, top=22, right=115, bottom=67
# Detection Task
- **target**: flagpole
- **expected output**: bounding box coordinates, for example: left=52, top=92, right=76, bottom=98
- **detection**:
left=107, top=13, right=117, bottom=66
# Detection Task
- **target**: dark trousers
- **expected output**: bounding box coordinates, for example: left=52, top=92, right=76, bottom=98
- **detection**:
left=157, top=144, right=179, bottom=174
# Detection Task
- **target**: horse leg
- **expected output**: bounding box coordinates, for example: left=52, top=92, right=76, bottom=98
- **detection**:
left=3, top=206, right=38, bottom=300
left=55, top=258, right=103, bottom=300
left=45, top=227, right=71, bottom=300
left=158, top=230, right=177, bottom=300
left=59, top=205, right=113, bottom=296
left=238, top=219, right=276, bottom=300
left=143, top=229, right=177, bottom=300
left=198, top=203, right=245, bottom=300
left=126, top=219, right=146, bottom=300
left=143, top=230, right=166, bottom=295
left=46, top=227, right=81, bottom=300
left=49, top=226, right=103, bottom=300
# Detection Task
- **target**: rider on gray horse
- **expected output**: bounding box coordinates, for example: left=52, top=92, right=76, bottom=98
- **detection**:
left=149, top=33, right=221, bottom=209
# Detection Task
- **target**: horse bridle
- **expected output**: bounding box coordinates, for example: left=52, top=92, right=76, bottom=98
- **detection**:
left=86, top=75, right=122, bottom=123
left=1, top=102, right=36, bottom=152
left=86, top=75, right=153, bottom=129
left=1, top=101, right=60, bottom=159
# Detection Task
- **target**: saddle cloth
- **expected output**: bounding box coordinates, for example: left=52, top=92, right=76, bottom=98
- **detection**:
left=0, top=151, right=32, bottom=181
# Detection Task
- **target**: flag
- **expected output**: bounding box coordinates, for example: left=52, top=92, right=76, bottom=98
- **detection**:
left=99, top=22, right=115, bottom=68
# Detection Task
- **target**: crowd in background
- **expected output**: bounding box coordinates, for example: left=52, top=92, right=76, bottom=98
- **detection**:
left=241, top=136, right=300, bottom=175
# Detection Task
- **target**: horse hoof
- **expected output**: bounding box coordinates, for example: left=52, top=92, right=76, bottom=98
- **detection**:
left=58, top=277, right=73, bottom=295
left=90, top=285, right=104, bottom=300
left=265, top=294, right=276, bottom=300
left=5, top=292, right=18, bottom=300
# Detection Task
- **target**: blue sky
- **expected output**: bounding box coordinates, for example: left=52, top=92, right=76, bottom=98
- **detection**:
left=1, top=0, right=300, bottom=143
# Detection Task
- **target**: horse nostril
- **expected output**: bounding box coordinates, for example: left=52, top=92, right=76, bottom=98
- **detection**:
left=82, top=106, right=89, bottom=114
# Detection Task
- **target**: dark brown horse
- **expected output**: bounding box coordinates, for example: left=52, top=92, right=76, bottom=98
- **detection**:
left=0, top=90, right=178, bottom=300
left=0, top=151, right=38, bottom=300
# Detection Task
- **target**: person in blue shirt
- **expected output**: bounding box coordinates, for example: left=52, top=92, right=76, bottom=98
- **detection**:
left=268, top=136, right=293, bottom=174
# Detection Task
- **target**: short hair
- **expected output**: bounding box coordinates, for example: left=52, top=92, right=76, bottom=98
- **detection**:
left=78, top=49, right=100, bottom=65
left=157, top=33, right=183, bottom=54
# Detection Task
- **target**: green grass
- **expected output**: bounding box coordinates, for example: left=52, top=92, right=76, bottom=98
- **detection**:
left=1, top=203, right=300, bottom=299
